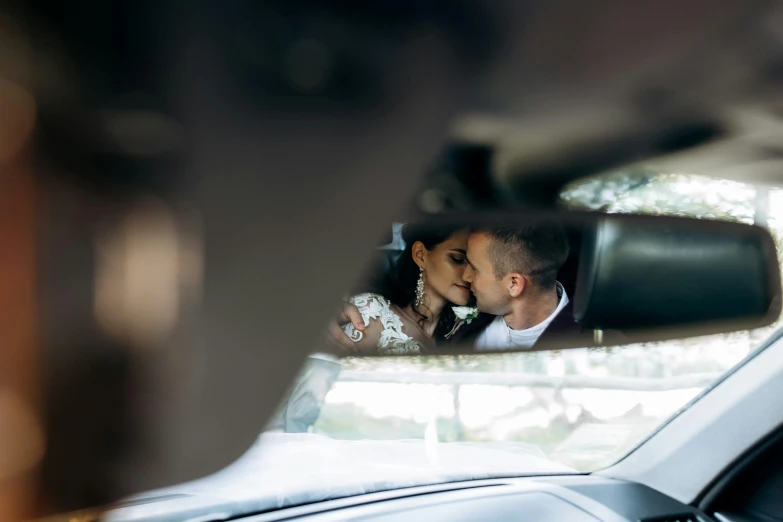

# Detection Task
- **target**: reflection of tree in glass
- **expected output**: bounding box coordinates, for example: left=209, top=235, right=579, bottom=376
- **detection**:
left=560, top=168, right=757, bottom=223
left=559, top=167, right=656, bottom=212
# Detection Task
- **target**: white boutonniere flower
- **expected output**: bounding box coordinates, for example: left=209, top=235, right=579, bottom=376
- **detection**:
left=452, top=306, right=479, bottom=324
left=445, top=306, right=479, bottom=339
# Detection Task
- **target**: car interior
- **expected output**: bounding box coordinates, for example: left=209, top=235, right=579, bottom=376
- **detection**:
left=5, top=2, right=783, bottom=522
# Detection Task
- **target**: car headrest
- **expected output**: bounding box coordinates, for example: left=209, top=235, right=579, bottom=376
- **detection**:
left=573, top=216, right=780, bottom=331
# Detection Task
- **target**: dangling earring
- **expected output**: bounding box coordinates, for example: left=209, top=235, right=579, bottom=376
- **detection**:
left=415, top=267, right=425, bottom=307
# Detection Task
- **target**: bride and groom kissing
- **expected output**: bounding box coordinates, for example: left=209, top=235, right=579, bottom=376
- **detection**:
left=268, top=222, right=581, bottom=433
left=330, top=221, right=581, bottom=354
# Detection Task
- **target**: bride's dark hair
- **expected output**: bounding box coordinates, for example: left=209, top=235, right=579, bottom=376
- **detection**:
left=370, top=223, right=470, bottom=342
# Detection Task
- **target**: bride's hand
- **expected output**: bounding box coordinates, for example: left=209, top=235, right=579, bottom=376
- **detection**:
left=327, top=303, right=364, bottom=352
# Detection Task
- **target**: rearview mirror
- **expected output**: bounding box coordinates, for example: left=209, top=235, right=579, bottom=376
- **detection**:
left=330, top=212, right=781, bottom=356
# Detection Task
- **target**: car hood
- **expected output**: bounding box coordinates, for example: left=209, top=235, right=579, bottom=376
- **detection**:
left=104, top=432, right=574, bottom=521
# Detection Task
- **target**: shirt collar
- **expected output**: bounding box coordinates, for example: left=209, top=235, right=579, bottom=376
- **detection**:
left=505, top=281, right=569, bottom=335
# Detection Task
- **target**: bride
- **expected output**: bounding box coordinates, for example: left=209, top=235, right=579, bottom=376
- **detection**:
left=342, top=223, right=475, bottom=355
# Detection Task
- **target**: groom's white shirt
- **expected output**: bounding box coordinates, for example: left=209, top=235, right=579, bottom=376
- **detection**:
left=474, top=282, right=569, bottom=351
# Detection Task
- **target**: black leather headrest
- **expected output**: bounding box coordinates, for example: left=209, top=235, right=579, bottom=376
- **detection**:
left=573, top=216, right=781, bottom=330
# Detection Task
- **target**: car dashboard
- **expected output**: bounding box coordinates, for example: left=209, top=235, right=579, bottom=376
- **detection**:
left=242, top=476, right=711, bottom=522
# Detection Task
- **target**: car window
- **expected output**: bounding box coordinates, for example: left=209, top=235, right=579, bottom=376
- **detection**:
left=313, top=338, right=761, bottom=472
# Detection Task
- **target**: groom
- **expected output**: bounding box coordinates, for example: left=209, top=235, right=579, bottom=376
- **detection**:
left=332, top=222, right=584, bottom=351
left=449, top=223, right=580, bottom=349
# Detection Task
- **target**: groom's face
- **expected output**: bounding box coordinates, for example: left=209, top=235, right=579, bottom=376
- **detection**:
left=464, top=232, right=512, bottom=315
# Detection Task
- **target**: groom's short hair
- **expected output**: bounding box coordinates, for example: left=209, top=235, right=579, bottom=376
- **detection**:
left=481, top=223, right=570, bottom=289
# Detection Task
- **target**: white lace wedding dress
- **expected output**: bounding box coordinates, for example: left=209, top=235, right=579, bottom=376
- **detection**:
left=341, top=293, right=425, bottom=355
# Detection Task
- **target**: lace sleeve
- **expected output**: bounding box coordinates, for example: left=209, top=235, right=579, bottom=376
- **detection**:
left=342, top=293, right=421, bottom=355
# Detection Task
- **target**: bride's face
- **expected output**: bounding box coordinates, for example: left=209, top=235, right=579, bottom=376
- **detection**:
left=414, top=229, right=472, bottom=306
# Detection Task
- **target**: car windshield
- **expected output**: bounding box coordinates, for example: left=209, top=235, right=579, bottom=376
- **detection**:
left=111, top=171, right=783, bottom=519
